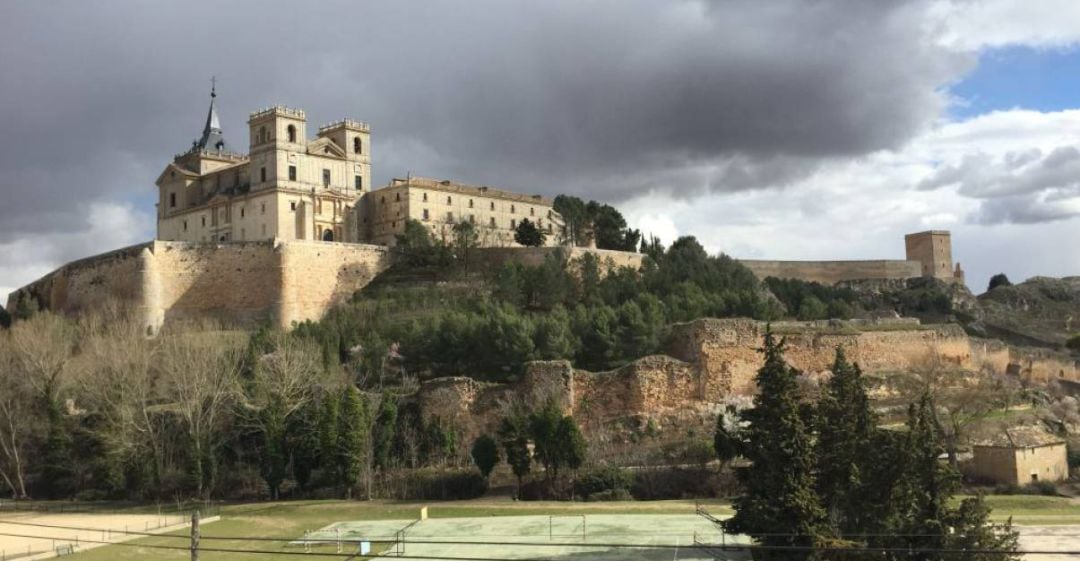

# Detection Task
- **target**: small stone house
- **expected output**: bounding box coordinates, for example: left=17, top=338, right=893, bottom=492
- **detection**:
left=970, top=427, right=1068, bottom=485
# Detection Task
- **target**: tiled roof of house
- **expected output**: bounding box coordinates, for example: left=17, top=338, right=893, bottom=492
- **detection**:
left=975, top=426, right=1064, bottom=448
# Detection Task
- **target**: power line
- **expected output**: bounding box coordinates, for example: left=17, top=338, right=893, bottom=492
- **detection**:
left=3, top=525, right=1080, bottom=558
left=0, top=517, right=1047, bottom=541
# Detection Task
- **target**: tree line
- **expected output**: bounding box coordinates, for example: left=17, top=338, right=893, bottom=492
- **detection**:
left=721, top=332, right=1018, bottom=561
left=0, top=307, right=465, bottom=500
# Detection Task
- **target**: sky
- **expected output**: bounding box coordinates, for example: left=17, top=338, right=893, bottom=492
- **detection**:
left=2, top=0, right=1080, bottom=302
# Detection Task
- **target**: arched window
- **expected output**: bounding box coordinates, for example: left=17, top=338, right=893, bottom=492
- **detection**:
left=322, top=229, right=334, bottom=242
left=287, top=124, right=296, bottom=143
left=259, top=126, right=267, bottom=143
left=353, top=137, right=362, bottom=154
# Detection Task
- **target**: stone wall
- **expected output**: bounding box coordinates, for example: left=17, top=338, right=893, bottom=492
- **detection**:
left=473, top=247, right=646, bottom=271
left=738, top=259, right=923, bottom=284
left=8, top=239, right=392, bottom=331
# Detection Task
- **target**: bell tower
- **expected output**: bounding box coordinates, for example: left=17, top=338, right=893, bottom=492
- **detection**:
left=247, top=106, right=307, bottom=190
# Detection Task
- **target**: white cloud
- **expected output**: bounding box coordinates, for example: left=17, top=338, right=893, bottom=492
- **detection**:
left=622, top=107, right=1080, bottom=293
left=933, top=0, right=1080, bottom=50
left=0, top=202, right=153, bottom=306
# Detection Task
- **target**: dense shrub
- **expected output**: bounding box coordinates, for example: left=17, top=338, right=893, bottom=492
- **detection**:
left=992, top=481, right=1059, bottom=496
left=988, top=273, right=1012, bottom=292
left=385, top=469, right=488, bottom=500
left=630, top=467, right=720, bottom=500
left=1066, top=336, right=1080, bottom=353
left=573, top=466, right=634, bottom=500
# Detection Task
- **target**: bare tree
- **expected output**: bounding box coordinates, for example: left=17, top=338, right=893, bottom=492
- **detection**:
left=0, top=336, right=32, bottom=497
left=8, top=312, right=76, bottom=405
left=897, top=347, right=1016, bottom=467
left=75, top=302, right=163, bottom=491
left=156, top=325, right=243, bottom=497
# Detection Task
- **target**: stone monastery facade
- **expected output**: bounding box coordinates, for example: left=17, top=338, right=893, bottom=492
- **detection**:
left=10, top=88, right=966, bottom=332
left=156, top=88, right=562, bottom=248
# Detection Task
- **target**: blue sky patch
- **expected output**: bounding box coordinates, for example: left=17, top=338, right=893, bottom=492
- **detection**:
left=950, top=45, right=1080, bottom=119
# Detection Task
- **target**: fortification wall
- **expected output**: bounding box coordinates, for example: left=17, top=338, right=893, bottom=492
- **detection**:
left=276, top=240, right=392, bottom=327
left=8, top=239, right=393, bottom=331
left=148, top=241, right=283, bottom=327
left=738, top=259, right=923, bottom=284
left=6, top=243, right=150, bottom=319
left=473, top=247, right=646, bottom=271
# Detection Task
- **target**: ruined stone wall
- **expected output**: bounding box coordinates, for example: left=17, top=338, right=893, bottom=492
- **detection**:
left=738, top=259, right=923, bottom=284
left=8, top=239, right=393, bottom=332
left=473, top=247, right=646, bottom=271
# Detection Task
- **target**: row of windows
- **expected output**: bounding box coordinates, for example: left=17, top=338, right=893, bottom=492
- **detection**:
left=180, top=202, right=271, bottom=231
left=417, top=209, right=552, bottom=231
left=379, top=191, right=550, bottom=218
left=258, top=124, right=363, bottom=154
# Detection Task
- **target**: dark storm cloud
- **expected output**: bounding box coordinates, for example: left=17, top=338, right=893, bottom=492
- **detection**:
left=0, top=0, right=970, bottom=239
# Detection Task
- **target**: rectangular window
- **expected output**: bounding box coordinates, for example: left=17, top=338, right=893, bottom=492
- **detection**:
left=447, top=196, right=452, bottom=205
left=447, top=212, right=454, bottom=223
left=354, top=175, right=362, bottom=190
left=469, top=199, right=474, bottom=208
left=490, top=202, right=495, bottom=211
left=423, top=209, right=429, bottom=221
left=261, top=203, right=266, bottom=214
left=423, top=193, right=428, bottom=202
left=169, top=193, right=176, bottom=208
left=322, top=169, right=330, bottom=187
left=510, top=219, right=516, bottom=228
left=289, top=165, right=297, bottom=181
left=469, top=214, right=475, bottom=224
left=240, top=207, right=245, bottom=218
left=260, top=167, right=266, bottom=182
left=290, top=202, right=297, bottom=211
left=530, top=207, right=535, bottom=216
left=490, top=217, right=496, bottom=227
left=182, top=220, right=187, bottom=232
left=201, top=216, right=206, bottom=227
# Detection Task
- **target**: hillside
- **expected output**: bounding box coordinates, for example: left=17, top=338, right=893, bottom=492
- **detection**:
left=970, top=276, right=1080, bottom=348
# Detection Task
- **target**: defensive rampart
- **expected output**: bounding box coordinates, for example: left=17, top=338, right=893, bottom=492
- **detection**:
left=413, top=318, right=1078, bottom=443
left=472, top=247, right=646, bottom=271
left=738, top=259, right=923, bottom=284
left=7, top=239, right=392, bottom=331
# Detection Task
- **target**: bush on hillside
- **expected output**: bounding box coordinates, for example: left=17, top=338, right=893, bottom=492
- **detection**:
left=573, top=466, right=634, bottom=500
left=988, top=273, right=1012, bottom=292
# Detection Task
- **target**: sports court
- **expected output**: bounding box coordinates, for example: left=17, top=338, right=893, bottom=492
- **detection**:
left=0, top=510, right=193, bottom=559
left=298, top=513, right=753, bottom=560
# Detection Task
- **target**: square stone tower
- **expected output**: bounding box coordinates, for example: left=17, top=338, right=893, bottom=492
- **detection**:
left=905, top=230, right=956, bottom=280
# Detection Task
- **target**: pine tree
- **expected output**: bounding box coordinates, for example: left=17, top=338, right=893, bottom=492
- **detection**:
left=724, top=329, right=829, bottom=561
left=498, top=411, right=531, bottom=498
left=816, top=347, right=877, bottom=536
left=514, top=218, right=546, bottom=247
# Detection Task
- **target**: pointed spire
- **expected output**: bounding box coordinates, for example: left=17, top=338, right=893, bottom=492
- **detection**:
left=195, top=77, right=226, bottom=151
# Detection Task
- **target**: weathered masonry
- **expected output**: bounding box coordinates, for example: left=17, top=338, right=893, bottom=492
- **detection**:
left=6, top=240, right=391, bottom=332
left=739, top=230, right=966, bottom=285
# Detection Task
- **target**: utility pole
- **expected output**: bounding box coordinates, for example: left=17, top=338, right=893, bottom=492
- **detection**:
left=190, top=510, right=200, bottom=561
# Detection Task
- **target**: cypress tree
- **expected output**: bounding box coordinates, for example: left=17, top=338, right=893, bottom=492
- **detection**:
left=816, top=347, right=876, bottom=536
left=371, top=393, right=398, bottom=471
left=318, top=394, right=339, bottom=476
left=336, top=387, right=368, bottom=499
left=724, top=329, right=828, bottom=561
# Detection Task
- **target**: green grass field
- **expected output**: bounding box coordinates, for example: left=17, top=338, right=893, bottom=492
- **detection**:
left=38, top=496, right=1080, bottom=560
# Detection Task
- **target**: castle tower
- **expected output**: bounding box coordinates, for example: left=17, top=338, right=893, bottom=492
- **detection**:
left=317, top=119, right=371, bottom=193
left=247, top=106, right=308, bottom=190
left=905, top=230, right=955, bottom=281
